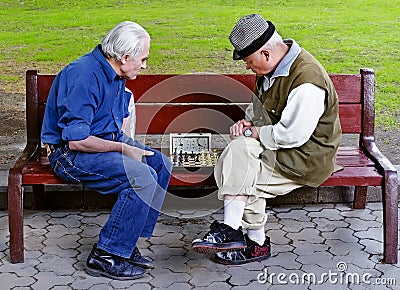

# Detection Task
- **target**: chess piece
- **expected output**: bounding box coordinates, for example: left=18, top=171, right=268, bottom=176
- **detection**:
left=178, top=150, right=183, bottom=166
left=206, top=151, right=212, bottom=166
left=173, top=148, right=178, bottom=165
left=195, top=153, right=201, bottom=167
left=213, top=149, right=218, bottom=165
left=200, top=150, right=206, bottom=166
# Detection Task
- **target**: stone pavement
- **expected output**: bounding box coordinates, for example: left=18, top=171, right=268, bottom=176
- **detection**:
left=0, top=201, right=399, bottom=290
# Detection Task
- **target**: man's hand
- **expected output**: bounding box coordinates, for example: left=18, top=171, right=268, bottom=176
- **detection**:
left=230, top=119, right=253, bottom=140
left=122, top=143, right=154, bottom=161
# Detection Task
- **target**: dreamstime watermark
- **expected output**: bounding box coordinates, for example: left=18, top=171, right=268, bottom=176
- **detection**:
left=257, top=261, right=397, bottom=286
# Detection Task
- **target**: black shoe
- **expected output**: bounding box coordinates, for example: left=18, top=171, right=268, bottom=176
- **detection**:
left=192, top=221, right=246, bottom=255
left=130, top=247, right=154, bottom=269
left=86, top=244, right=146, bottom=280
left=213, top=234, right=271, bottom=265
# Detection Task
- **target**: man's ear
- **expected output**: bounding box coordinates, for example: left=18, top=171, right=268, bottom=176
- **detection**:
left=261, top=50, right=269, bottom=60
left=121, top=54, right=130, bottom=64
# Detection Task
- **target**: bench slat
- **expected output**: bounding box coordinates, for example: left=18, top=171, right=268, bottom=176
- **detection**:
left=321, top=167, right=382, bottom=186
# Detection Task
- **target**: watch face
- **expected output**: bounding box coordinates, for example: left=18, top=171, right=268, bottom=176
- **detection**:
left=170, top=133, right=211, bottom=155
left=244, top=128, right=252, bottom=137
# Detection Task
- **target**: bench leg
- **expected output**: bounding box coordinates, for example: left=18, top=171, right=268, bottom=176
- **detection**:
left=353, top=186, right=367, bottom=209
left=382, top=171, right=398, bottom=264
left=32, top=184, right=46, bottom=209
left=8, top=172, right=25, bottom=263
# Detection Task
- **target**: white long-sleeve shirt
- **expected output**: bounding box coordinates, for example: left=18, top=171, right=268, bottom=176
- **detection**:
left=257, top=83, right=325, bottom=150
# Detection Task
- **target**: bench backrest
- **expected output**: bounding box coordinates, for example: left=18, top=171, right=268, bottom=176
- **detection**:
left=26, top=69, right=375, bottom=145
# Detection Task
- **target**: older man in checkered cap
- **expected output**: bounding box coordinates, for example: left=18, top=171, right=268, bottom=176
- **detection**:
left=192, top=14, right=341, bottom=265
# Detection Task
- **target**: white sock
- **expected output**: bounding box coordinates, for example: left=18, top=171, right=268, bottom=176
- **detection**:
left=247, top=228, right=266, bottom=245
left=223, top=199, right=246, bottom=230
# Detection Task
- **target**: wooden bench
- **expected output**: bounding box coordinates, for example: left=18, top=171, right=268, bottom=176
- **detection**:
left=8, top=69, right=398, bottom=264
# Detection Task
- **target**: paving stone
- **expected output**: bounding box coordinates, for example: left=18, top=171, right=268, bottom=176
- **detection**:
left=353, top=226, right=383, bottom=242
left=0, top=258, right=40, bottom=276
left=296, top=251, right=334, bottom=268
left=24, top=214, right=49, bottom=229
left=264, top=222, right=283, bottom=231
left=153, top=222, right=183, bottom=237
left=266, top=229, right=290, bottom=245
left=24, top=229, right=47, bottom=251
left=292, top=240, right=329, bottom=256
left=31, top=271, right=74, bottom=290
left=321, top=228, right=358, bottom=243
left=195, top=281, right=232, bottom=290
left=312, top=217, right=349, bottom=231
left=44, top=234, right=80, bottom=250
left=189, top=267, right=230, bottom=287
left=227, top=266, right=266, bottom=287
left=340, top=209, right=377, bottom=221
left=332, top=254, right=376, bottom=270
left=281, top=219, right=315, bottom=233
left=51, top=286, right=73, bottom=290
left=0, top=214, right=7, bottom=230
left=41, top=245, right=79, bottom=258
left=149, top=244, right=186, bottom=260
left=359, top=239, right=383, bottom=255
left=70, top=272, right=113, bottom=289
left=269, top=243, right=294, bottom=258
left=307, top=208, right=344, bottom=220
left=149, top=268, right=191, bottom=288
left=287, top=228, right=325, bottom=243
left=325, top=239, right=364, bottom=257
left=267, top=252, right=301, bottom=270
left=154, top=282, right=193, bottom=290
left=80, top=214, right=109, bottom=227
left=154, top=255, right=190, bottom=273
left=276, top=209, right=311, bottom=221
left=46, top=224, right=81, bottom=239
left=37, top=254, right=77, bottom=275
left=0, top=273, right=35, bottom=289
left=48, top=214, right=82, bottom=228
left=79, top=224, right=102, bottom=238
left=150, top=232, right=185, bottom=247
left=346, top=217, right=382, bottom=231
left=113, top=282, right=152, bottom=290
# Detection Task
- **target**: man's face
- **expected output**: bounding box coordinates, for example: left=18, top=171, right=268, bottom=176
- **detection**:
left=119, top=37, right=150, bottom=80
left=243, top=49, right=271, bottom=76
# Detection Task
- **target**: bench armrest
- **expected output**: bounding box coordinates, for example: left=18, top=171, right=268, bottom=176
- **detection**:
left=8, top=143, right=40, bottom=175
left=362, top=137, right=397, bottom=174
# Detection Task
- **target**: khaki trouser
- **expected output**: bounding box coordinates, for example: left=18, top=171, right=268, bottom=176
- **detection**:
left=214, top=136, right=303, bottom=229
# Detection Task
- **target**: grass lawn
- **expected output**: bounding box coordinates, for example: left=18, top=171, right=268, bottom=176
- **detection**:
left=0, top=0, right=399, bottom=127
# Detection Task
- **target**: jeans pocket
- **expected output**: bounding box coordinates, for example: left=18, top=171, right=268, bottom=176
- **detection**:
left=53, top=160, right=81, bottom=183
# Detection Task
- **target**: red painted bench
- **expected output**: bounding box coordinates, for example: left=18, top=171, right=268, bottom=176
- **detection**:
left=8, top=69, right=398, bottom=263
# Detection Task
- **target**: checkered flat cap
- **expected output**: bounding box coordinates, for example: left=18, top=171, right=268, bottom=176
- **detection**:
left=229, top=14, right=275, bottom=60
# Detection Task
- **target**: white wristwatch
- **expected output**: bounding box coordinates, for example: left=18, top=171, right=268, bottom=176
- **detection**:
left=244, top=127, right=252, bottom=137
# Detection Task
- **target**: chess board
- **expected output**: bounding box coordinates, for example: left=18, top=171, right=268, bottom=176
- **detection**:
left=170, top=149, right=219, bottom=168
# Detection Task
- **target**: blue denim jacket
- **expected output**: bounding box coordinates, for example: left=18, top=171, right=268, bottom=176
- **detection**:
left=41, top=45, right=130, bottom=145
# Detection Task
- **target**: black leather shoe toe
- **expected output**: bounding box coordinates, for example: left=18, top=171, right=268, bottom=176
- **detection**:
left=86, top=244, right=146, bottom=280
left=130, top=247, right=154, bottom=269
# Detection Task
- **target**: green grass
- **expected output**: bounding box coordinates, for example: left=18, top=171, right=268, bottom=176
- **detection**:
left=0, top=0, right=399, bottom=127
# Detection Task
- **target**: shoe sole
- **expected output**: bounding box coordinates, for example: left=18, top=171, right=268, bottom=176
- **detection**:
left=192, top=242, right=247, bottom=255
left=86, top=268, right=146, bottom=280
left=132, top=261, right=154, bottom=269
left=213, top=252, right=272, bottom=265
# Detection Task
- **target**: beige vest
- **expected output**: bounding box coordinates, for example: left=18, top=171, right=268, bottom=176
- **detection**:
left=252, top=49, right=341, bottom=187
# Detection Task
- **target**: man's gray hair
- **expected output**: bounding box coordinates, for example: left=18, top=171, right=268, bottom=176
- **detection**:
left=101, top=21, right=150, bottom=61
left=261, top=31, right=283, bottom=50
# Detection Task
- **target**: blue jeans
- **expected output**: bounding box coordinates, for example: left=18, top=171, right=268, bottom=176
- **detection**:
left=48, top=135, right=172, bottom=258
